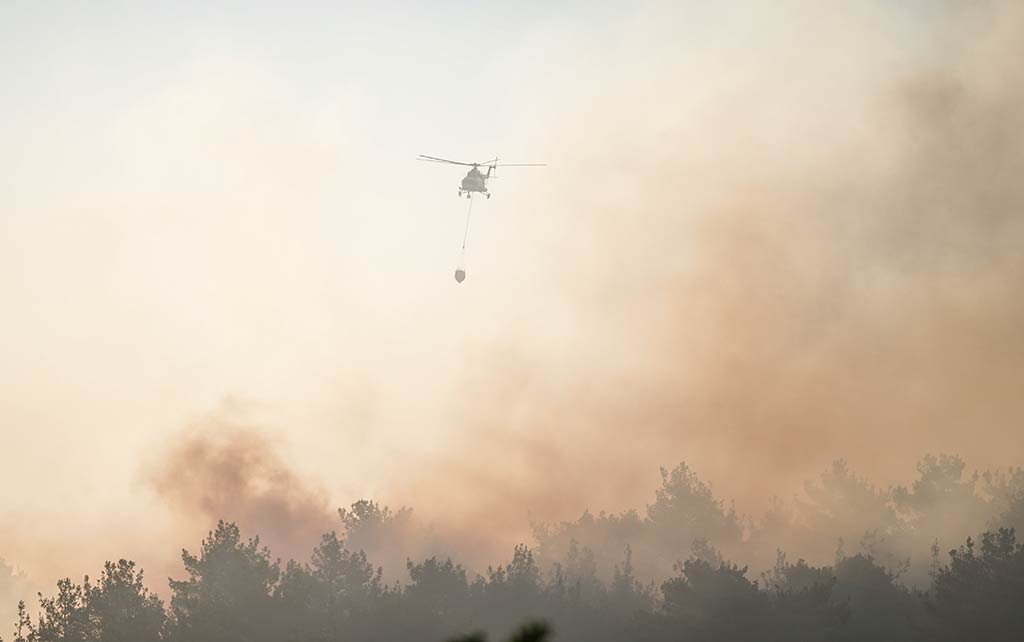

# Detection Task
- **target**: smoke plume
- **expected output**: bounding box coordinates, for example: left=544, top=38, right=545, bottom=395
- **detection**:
left=147, top=402, right=334, bottom=562
left=378, top=0, right=1024, bottom=559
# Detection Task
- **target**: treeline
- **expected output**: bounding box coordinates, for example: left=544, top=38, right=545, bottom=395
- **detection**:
left=533, top=456, right=1024, bottom=590
left=5, top=522, right=1022, bottom=642
left=4, top=456, right=1024, bottom=642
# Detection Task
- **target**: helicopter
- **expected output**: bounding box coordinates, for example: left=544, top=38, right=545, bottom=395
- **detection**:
left=417, top=155, right=545, bottom=198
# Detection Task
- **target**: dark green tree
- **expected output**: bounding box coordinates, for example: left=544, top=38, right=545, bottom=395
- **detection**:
left=275, top=530, right=385, bottom=641
left=658, top=558, right=772, bottom=642
left=11, top=561, right=163, bottom=642
left=167, top=521, right=280, bottom=642
left=931, top=528, right=1024, bottom=642
left=83, top=560, right=164, bottom=642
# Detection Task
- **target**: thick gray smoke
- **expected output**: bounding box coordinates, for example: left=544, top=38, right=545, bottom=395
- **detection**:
left=147, top=404, right=334, bottom=562
left=147, top=2, right=1024, bottom=590
left=147, top=404, right=457, bottom=584
left=377, top=0, right=1024, bottom=563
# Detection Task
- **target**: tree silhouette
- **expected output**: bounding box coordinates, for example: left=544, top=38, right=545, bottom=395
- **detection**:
left=931, top=528, right=1024, bottom=641
left=6, top=459, right=1024, bottom=642
left=166, top=521, right=280, bottom=642
left=8, top=561, right=163, bottom=642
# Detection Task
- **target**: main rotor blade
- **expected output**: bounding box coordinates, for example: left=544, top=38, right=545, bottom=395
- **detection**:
left=493, top=163, right=547, bottom=167
left=417, top=155, right=477, bottom=167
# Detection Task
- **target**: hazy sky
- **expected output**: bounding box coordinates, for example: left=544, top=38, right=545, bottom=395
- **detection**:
left=2, top=0, right=1022, bottom=599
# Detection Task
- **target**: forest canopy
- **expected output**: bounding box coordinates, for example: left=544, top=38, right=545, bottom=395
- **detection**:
left=3, top=455, right=1023, bottom=642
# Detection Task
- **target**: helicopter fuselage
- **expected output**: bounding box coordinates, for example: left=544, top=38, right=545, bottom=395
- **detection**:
left=459, top=167, right=490, bottom=198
